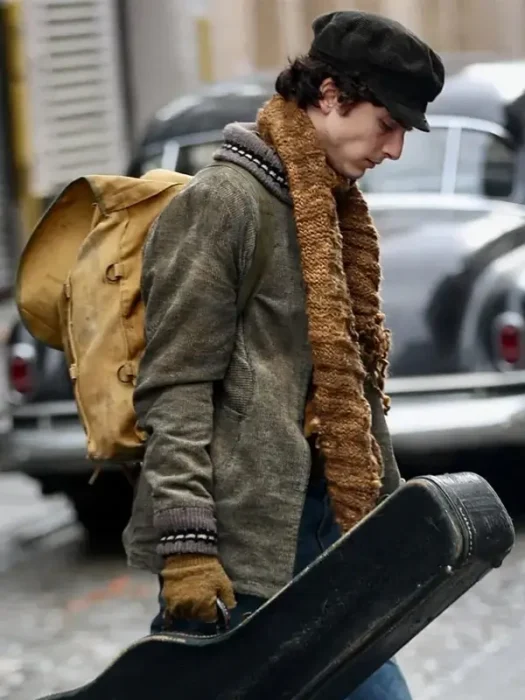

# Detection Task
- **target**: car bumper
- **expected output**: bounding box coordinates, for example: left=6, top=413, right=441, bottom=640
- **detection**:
left=387, top=371, right=525, bottom=452
left=2, top=423, right=90, bottom=473
left=0, top=401, right=118, bottom=474
left=3, top=372, right=525, bottom=474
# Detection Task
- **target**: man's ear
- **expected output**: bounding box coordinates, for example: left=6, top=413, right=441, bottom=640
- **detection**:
left=318, top=78, right=339, bottom=114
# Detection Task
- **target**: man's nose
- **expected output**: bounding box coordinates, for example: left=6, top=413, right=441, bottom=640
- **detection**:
left=384, top=131, right=405, bottom=161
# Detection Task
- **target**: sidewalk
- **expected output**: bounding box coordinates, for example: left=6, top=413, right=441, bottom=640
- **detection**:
left=0, top=298, right=73, bottom=571
left=0, top=473, right=74, bottom=572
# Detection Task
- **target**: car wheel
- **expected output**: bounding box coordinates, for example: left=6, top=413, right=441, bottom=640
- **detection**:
left=36, top=471, right=134, bottom=551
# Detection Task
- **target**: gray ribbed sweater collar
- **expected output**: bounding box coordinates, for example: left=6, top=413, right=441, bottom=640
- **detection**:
left=213, top=122, right=292, bottom=206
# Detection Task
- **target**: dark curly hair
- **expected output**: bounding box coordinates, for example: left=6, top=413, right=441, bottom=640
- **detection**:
left=275, top=54, right=384, bottom=111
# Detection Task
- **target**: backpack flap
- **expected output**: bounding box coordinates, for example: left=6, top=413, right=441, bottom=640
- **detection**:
left=16, top=178, right=97, bottom=349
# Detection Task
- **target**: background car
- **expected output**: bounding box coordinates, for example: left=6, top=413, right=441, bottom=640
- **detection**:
left=4, top=62, right=525, bottom=542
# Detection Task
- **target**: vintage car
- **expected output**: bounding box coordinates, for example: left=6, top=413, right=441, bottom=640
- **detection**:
left=4, top=62, right=525, bottom=539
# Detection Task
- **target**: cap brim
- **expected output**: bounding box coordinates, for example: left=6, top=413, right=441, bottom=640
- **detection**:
left=366, top=76, right=430, bottom=132
left=387, top=101, right=430, bottom=132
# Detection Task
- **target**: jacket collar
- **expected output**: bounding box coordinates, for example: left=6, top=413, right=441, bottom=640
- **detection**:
left=213, top=122, right=292, bottom=206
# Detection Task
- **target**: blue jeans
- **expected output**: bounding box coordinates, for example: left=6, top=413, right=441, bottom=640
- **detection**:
left=150, top=478, right=412, bottom=700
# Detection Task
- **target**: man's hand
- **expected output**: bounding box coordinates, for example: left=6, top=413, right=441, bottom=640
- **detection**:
left=161, top=554, right=237, bottom=622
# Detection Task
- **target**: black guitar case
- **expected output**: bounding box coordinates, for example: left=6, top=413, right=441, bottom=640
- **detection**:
left=37, top=472, right=515, bottom=700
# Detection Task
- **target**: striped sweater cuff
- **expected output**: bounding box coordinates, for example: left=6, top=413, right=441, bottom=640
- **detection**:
left=154, top=506, right=218, bottom=557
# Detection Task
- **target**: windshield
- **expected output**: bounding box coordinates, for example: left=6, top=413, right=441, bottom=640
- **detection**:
left=361, top=124, right=517, bottom=200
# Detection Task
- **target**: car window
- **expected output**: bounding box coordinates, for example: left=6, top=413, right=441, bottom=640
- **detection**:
left=455, top=129, right=516, bottom=199
left=176, top=142, right=222, bottom=175
left=131, top=143, right=165, bottom=177
left=137, top=141, right=221, bottom=176
left=139, top=154, right=164, bottom=174
left=360, top=128, right=448, bottom=194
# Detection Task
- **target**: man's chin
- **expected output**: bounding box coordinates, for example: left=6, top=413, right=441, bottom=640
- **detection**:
left=329, top=159, right=364, bottom=180
left=341, top=161, right=367, bottom=179
left=346, top=167, right=365, bottom=180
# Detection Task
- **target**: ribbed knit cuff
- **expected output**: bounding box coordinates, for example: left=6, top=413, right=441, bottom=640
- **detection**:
left=155, top=507, right=218, bottom=557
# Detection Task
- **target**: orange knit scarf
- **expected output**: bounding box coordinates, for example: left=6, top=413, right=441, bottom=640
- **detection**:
left=257, top=96, right=391, bottom=531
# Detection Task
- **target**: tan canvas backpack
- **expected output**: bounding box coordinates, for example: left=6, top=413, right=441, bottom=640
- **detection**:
left=16, top=167, right=273, bottom=468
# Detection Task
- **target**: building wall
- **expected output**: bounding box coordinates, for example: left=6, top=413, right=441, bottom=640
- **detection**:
left=124, top=0, right=216, bottom=139
left=18, top=0, right=128, bottom=199
left=206, top=0, right=524, bottom=82
left=0, top=56, right=14, bottom=294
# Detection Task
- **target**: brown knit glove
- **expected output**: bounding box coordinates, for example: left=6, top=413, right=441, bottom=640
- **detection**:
left=161, top=554, right=237, bottom=623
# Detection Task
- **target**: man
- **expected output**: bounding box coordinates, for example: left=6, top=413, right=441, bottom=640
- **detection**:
left=123, top=10, right=444, bottom=699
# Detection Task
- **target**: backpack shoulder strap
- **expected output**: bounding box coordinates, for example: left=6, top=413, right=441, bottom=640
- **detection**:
left=204, top=161, right=276, bottom=314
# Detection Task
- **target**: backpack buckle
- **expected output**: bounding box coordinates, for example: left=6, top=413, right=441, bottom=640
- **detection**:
left=117, top=362, right=136, bottom=384
left=106, top=263, right=123, bottom=282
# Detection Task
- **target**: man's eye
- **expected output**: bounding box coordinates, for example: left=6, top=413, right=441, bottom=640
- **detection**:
left=380, top=121, right=393, bottom=132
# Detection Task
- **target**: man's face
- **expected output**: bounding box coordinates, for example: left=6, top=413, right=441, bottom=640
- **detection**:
left=308, top=79, right=409, bottom=179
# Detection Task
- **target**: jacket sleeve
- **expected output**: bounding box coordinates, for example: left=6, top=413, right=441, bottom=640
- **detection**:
left=133, top=169, right=256, bottom=557
left=364, top=383, right=404, bottom=499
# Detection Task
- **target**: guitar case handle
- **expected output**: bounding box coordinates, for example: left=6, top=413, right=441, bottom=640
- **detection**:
left=215, top=597, right=231, bottom=632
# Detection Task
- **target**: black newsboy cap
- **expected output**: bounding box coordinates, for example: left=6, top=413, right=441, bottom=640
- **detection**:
left=309, top=11, right=445, bottom=132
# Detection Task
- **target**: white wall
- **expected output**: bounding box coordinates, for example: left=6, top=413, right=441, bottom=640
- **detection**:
left=124, top=0, right=201, bottom=139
